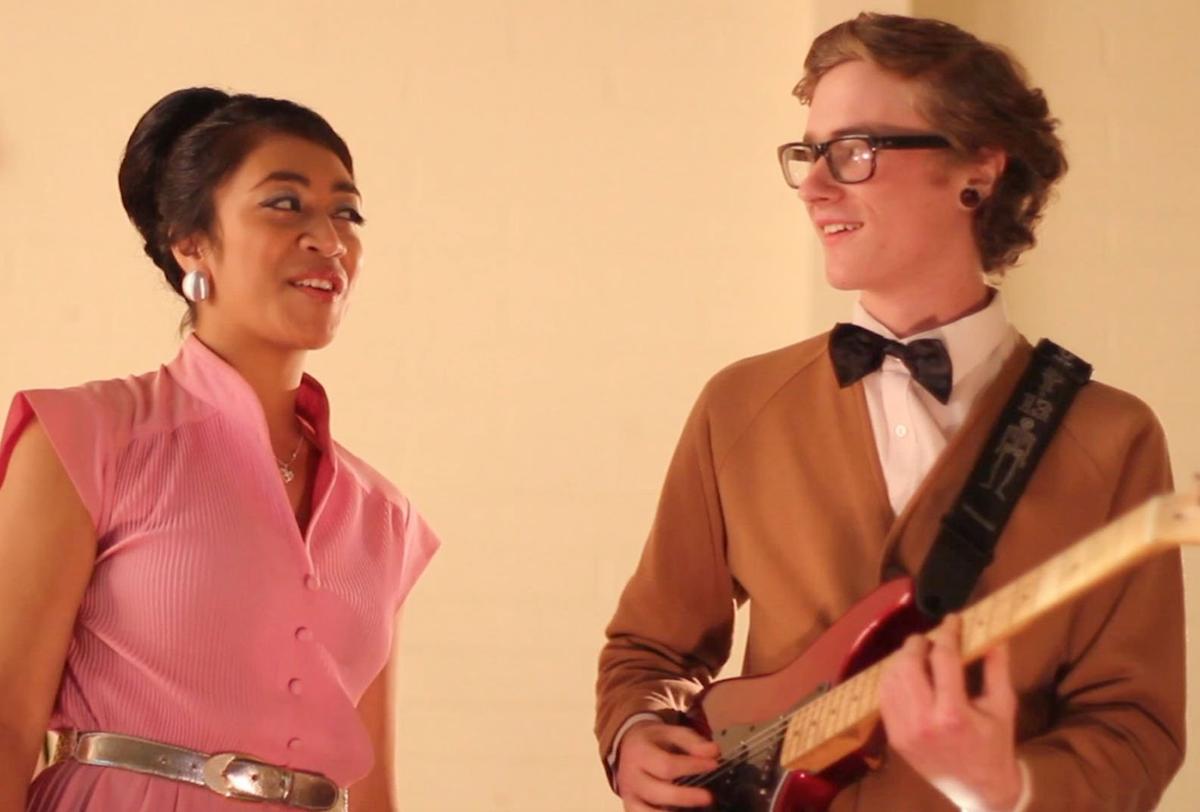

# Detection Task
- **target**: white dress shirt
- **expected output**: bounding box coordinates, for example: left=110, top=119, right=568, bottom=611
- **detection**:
left=852, top=292, right=1017, bottom=517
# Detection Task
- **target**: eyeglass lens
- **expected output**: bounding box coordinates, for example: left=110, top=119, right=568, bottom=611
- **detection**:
left=783, top=138, right=875, bottom=186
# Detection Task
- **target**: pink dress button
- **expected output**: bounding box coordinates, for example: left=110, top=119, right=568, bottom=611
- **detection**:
left=288, top=678, right=303, bottom=695
left=295, top=626, right=313, bottom=642
left=287, top=737, right=303, bottom=751
left=304, top=575, right=320, bottom=591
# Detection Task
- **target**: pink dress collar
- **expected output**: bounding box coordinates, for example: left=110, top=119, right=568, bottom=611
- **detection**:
left=167, top=335, right=335, bottom=455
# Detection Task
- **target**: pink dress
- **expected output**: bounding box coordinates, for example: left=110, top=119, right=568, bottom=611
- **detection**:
left=1, top=336, right=439, bottom=810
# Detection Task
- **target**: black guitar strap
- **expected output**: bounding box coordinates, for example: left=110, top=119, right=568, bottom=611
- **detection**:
left=915, top=339, right=1093, bottom=619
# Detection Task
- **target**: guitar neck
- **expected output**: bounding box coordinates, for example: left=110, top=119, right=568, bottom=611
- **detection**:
left=779, top=492, right=1197, bottom=774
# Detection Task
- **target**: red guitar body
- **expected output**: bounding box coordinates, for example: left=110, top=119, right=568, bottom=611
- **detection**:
left=681, top=577, right=935, bottom=812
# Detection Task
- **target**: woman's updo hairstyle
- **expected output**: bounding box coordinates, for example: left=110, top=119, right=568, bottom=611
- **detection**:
left=118, top=87, right=353, bottom=306
left=795, top=13, right=1067, bottom=273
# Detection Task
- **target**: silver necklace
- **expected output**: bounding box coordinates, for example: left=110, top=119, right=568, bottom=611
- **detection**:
left=276, top=433, right=306, bottom=484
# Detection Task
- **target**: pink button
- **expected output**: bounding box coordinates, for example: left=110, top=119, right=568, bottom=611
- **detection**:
left=287, top=737, right=303, bottom=751
left=304, top=575, right=320, bottom=591
left=288, top=678, right=303, bottom=695
left=295, top=626, right=313, bottom=642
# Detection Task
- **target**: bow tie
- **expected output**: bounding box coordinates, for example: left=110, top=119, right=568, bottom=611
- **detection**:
left=829, top=322, right=954, bottom=404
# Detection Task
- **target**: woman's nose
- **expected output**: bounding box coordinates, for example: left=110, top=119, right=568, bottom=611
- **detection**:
left=300, top=216, right=347, bottom=258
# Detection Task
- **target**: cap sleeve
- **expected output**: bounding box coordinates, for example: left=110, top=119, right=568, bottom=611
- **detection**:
left=0, top=386, right=121, bottom=533
left=393, top=503, right=440, bottom=612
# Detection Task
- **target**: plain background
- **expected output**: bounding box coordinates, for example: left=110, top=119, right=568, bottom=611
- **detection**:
left=2, top=1, right=1197, bottom=809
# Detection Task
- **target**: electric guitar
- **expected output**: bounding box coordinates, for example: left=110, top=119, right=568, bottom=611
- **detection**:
left=675, top=490, right=1199, bottom=811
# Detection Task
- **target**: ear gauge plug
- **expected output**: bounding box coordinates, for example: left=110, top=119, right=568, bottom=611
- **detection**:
left=960, top=187, right=982, bottom=208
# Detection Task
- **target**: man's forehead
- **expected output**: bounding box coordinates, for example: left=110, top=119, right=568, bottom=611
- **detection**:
left=803, top=67, right=928, bottom=140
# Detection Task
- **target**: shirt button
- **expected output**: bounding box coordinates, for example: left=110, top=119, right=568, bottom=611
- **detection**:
left=288, top=678, right=304, bottom=695
left=288, top=737, right=303, bottom=751
left=295, top=626, right=313, bottom=642
left=304, top=574, right=320, bottom=591
left=894, top=424, right=909, bottom=438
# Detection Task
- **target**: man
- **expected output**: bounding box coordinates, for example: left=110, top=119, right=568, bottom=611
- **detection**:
left=596, top=13, right=1184, bottom=812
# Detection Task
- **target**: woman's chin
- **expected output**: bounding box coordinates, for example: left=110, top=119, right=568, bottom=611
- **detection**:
left=279, top=322, right=340, bottom=352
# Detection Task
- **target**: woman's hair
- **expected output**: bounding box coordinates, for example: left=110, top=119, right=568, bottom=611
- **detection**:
left=795, top=13, right=1067, bottom=272
left=118, top=87, right=354, bottom=310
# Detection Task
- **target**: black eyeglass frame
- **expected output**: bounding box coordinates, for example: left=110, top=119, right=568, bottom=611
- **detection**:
left=777, top=133, right=953, bottom=186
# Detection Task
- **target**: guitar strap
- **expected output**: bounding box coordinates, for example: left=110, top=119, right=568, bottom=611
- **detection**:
left=915, top=339, right=1093, bottom=619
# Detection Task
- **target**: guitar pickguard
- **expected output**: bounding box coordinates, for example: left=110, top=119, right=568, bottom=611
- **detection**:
left=679, top=706, right=810, bottom=811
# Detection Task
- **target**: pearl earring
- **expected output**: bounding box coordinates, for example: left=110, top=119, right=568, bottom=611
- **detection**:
left=181, top=268, right=211, bottom=302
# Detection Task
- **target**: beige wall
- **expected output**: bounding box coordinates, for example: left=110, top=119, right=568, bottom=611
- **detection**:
left=913, top=5, right=1200, bottom=809
left=1, top=2, right=1196, bottom=810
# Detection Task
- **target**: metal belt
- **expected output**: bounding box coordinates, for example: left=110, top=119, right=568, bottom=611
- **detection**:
left=53, top=730, right=347, bottom=810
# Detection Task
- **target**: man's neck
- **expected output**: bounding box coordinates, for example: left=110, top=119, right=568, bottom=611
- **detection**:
left=859, top=272, right=992, bottom=339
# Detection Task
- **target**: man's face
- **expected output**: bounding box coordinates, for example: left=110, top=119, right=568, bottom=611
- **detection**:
left=797, top=59, right=973, bottom=299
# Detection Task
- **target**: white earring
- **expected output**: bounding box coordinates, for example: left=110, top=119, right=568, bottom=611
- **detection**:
left=181, top=268, right=211, bottom=302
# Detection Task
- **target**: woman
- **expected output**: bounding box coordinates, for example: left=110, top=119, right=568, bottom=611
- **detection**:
left=597, top=13, right=1184, bottom=812
left=0, top=88, right=438, bottom=810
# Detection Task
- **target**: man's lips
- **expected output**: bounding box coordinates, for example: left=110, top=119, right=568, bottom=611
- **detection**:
left=813, top=217, right=864, bottom=238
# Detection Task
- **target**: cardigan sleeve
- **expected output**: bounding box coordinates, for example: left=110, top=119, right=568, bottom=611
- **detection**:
left=1016, top=413, right=1186, bottom=811
left=594, top=382, right=738, bottom=784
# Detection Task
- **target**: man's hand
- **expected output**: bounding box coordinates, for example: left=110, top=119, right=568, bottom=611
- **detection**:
left=616, top=720, right=720, bottom=810
left=878, top=614, right=1025, bottom=812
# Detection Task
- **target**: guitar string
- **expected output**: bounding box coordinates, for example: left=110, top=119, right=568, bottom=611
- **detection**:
left=676, top=668, right=876, bottom=789
left=674, top=696, right=820, bottom=789
left=677, top=606, right=1013, bottom=790
left=678, top=602, right=1007, bottom=789
left=676, top=685, right=846, bottom=788
left=675, top=718, right=788, bottom=788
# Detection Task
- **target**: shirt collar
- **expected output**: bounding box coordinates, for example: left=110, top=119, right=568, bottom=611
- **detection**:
left=167, top=334, right=334, bottom=453
left=851, top=290, right=1011, bottom=387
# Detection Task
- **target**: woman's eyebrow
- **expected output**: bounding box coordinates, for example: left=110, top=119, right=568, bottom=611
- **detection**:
left=252, top=170, right=360, bottom=197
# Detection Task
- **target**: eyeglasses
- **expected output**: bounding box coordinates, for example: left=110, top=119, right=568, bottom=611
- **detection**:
left=776, top=133, right=952, bottom=186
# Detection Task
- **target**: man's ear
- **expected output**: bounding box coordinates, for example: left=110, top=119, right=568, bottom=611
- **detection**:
left=967, top=148, right=1007, bottom=198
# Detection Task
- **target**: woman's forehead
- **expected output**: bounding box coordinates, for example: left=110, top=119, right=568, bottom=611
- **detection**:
left=233, top=134, right=355, bottom=191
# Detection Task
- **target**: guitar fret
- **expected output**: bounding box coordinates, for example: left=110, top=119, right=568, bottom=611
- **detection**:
left=847, top=671, right=866, bottom=720
left=815, top=692, right=837, bottom=745
left=828, top=685, right=847, bottom=737
left=802, top=699, right=823, bottom=753
left=777, top=494, right=1194, bottom=780
left=963, top=603, right=988, bottom=654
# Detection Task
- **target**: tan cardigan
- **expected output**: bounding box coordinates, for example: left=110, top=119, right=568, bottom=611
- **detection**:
left=596, top=333, right=1185, bottom=811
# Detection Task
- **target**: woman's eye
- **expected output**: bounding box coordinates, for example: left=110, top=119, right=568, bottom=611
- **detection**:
left=335, top=208, right=366, bottom=225
left=264, top=196, right=301, bottom=212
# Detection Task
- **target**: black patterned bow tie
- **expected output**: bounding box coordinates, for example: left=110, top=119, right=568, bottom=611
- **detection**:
left=829, top=322, right=954, bottom=404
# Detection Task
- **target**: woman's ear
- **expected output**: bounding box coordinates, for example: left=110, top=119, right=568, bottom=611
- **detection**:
left=170, top=235, right=206, bottom=272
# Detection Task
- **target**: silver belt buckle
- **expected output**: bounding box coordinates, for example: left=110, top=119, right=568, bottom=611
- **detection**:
left=202, top=752, right=291, bottom=802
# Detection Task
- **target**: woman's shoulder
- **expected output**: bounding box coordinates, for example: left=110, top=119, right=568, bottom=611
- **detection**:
left=329, top=440, right=413, bottom=512
left=12, top=364, right=190, bottom=444
left=1, top=368, right=181, bottom=530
